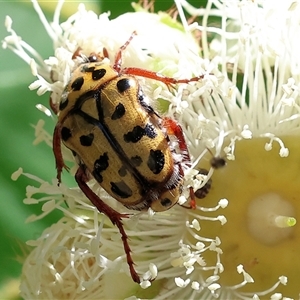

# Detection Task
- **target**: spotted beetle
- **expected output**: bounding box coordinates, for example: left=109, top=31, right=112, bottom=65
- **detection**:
left=53, top=31, right=203, bottom=283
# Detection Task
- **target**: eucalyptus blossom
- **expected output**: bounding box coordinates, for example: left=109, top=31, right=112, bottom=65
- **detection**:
left=3, top=0, right=300, bottom=299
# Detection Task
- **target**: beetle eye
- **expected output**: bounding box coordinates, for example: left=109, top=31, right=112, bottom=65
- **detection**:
left=88, top=54, right=98, bottom=62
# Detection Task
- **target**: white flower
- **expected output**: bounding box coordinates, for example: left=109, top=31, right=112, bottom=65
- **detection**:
left=4, top=0, right=300, bottom=299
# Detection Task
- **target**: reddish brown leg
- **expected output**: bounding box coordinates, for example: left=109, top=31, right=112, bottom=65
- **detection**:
left=162, top=118, right=197, bottom=209
left=49, top=93, right=59, bottom=115
left=122, top=67, right=204, bottom=87
left=113, top=31, right=204, bottom=87
left=102, top=47, right=109, bottom=59
left=72, top=47, right=83, bottom=59
left=75, top=166, right=141, bottom=283
left=179, top=187, right=197, bottom=210
left=53, top=123, right=69, bottom=184
left=113, top=31, right=137, bottom=73
left=188, top=186, right=196, bottom=209
left=162, top=117, right=191, bottom=164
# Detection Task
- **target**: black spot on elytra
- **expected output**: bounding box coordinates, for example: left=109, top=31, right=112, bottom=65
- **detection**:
left=59, top=98, right=69, bottom=111
left=92, top=68, right=106, bottom=80
left=130, top=155, right=143, bottom=167
left=71, top=77, right=84, bottom=91
left=147, top=149, right=165, bottom=174
left=118, top=166, right=127, bottom=177
left=160, top=198, right=173, bottom=207
left=110, top=181, right=132, bottom=198
left=124, top=126, right=144, bottom=143
left=124, top=124, right=157, bottom=143
left=79, top=133, right=94, bottom=146
left=92, top=153, right=109, bottom=183
left=117, top=78, right=132, bottom=93
left=61, top=127, right=72, bottom=141
left=111, top=103, right=125, bottom=120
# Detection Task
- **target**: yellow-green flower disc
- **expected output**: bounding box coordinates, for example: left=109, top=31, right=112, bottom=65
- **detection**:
left=189, top=137, right=300, bottom=297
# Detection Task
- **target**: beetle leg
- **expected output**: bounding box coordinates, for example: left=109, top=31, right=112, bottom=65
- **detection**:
left=75, top=165, right=141, bottom=284
left=162, top=118, right=197, bottom=209
left=188, top=186, right=196, bottom=209
left=113, top=31, right=204, bottom=87
left=113, top=31, right=137, bottom=73
left=122, top=67, right=204, bottom=88
left=179, top=187, right=197, bottom=210
left=53, top=124, right=69, bottom=184
left=162, top=117, right=191, bottom=164
left=49, top=93, right=59, bottom=115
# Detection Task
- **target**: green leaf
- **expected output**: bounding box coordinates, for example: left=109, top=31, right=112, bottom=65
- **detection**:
left=0, top=0, right=207, bottom=296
